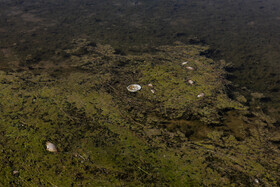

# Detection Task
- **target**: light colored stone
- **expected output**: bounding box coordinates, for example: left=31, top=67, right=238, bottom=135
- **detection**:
left=46, top=142, right=57, bottom=153
left=127, top=84, right=141, bottom=92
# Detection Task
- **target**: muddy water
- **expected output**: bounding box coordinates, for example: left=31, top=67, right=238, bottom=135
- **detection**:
left=0, top=0, right=279, bottom=116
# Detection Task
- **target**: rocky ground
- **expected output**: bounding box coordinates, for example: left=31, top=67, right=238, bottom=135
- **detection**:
left=0, top=39, right=279, bottom=186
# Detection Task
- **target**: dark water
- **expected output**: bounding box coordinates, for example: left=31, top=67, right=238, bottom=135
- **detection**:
left=0, top=0, right=280, bottom=116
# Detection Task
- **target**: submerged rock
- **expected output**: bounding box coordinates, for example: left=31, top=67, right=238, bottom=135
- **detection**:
left=127, top=84, right=141, bottom=92
left=187, top=79, right=195, bottom=85
left=186, top=66, right=194, bottom=70
left=181, top=61, right=188, bottom=65
left=197, top=93, right=205, bottom=98
left=46, top=142, right=57, bottom=153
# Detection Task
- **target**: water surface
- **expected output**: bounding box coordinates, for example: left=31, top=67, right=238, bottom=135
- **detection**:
left=0, top=0, right=280, bottom=185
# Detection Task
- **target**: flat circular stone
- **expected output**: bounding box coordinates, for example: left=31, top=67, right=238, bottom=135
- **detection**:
left=127, top=84, right=141, bottom=92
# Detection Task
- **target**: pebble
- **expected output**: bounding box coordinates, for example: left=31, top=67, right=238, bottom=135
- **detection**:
left=127, top=84, right=142, bottom=92
left=46, top=142, right=58, bottom=153
left=187, top=80, right=194, bottom=85
left=148, top=83, right=153, bottom=87
left=254, top=179, right=259, bottom=184
left=197, top=93, right=205, bottom=98
left=186, top=66, right=194, bottom=70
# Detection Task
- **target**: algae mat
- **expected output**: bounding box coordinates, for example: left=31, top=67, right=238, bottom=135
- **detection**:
left=0, top=40, right=279, bottom=186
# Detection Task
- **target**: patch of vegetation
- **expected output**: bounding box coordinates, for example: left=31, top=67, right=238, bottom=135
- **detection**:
left=0, top=40, right=279, bottom=186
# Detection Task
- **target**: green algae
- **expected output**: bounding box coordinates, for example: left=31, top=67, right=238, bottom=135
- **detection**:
left=0, top=40, right=279, bottom=186
left=1, top=0, right=280, bottom=123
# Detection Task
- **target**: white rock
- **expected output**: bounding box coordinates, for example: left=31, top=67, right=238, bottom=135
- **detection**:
left=46, top=142, right=57, bottom=152
left=127, top=84, right=142, bottom=92
left=254, top=179, right=259, bottom=184
left=186, top=66, right=194, bottom=70
left=197, top=93, right=205, bottom=98
left=187, top=80, right=194, bottom=85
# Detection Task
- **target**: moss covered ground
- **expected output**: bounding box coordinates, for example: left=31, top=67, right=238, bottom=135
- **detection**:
left=0, top=39, right=279, bottom=186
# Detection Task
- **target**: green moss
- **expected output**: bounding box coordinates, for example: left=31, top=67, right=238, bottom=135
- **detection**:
left=0, top=40, right=279, bottom=186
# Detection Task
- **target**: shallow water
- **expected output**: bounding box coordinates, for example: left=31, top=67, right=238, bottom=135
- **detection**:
left=1, top=0, right=279, bottom=105
left=0, top=0, right=280, bottom=185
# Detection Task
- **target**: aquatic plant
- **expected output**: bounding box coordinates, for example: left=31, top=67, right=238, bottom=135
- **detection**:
left=0, top=39, right=279, bottom=186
